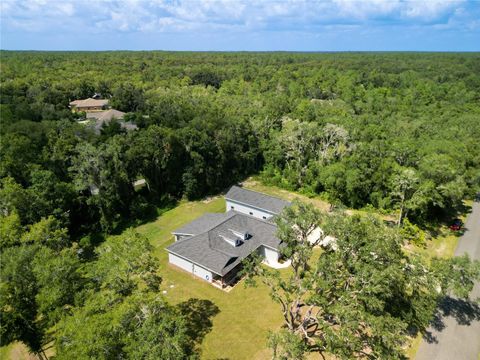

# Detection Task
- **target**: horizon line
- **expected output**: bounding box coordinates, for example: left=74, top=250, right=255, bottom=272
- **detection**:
left=1, top=49, right=479, bottom=53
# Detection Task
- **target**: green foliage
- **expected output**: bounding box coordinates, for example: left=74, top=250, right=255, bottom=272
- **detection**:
left=400, top=218, right=426, bottom=246
left=111, top=83, right=145, bottom=112
left=0, top=218, right=83, bottom=356
left=92, top=229, right=161, bottom=295
left=55, top=293, right=192, bottom=360
left=245, top=202, right=480, bottom=359
left=268, top=329, right=307, bottom=360
left=1, top=51, right=480, bottom=358
left=121, top=295, right=192, bottom=359
left=275, top=200, right=322, bottom=274
left=21, top=216, right=69, bottom=250
left=32, top=247, right=84, bottom=327
left=0, top=212, right=22, bottom=249
left=54, top=231, right=205, bottom=359
left=2, top=51, right=478, bottom=232
left=0, top=245, right=43, bottom=354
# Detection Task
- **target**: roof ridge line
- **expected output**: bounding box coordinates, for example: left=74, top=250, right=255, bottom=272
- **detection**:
left=207, top=232, right=237, bottom=258
left=229, top=185, right=290, bottom=201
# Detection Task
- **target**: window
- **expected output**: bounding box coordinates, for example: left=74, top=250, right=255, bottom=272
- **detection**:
left=249, top=212, right=253, bottom=215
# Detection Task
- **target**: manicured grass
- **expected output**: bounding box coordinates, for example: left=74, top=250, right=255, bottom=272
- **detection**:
left=133, top=196, right=284, bottom=359
left=132, top=183, right=468, bottom=359
left=241, top=176, right=397, bottom=222
left=405, top=334, right=423, bottom=360
left=0, top=342, right=37, bottom=360
left=0, top=344, right=13, bottom=360
left=3, top=183, right=467, bottom=359
left=411, top=199, right=472, bottom=261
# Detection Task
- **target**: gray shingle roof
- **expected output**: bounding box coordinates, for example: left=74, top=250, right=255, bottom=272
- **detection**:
left=172, top=212, right=234, bottom=235
left=225, top=186, right=290, bottom=215
left=86, top=109, right=125, bottom=121
left=167, top=211, right=281, bottom=276
left=70, top=98, right=109, bottom=108
left=80, top=110, right=138, bottom=134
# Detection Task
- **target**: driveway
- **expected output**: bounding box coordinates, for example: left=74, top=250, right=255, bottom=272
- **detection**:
left=416, top=198, right=480, bottom=360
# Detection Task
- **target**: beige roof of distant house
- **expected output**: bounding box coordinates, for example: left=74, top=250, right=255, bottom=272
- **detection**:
left=69, top=98, right=109, bottom=108
left=86, top=109, right=125, bottom=121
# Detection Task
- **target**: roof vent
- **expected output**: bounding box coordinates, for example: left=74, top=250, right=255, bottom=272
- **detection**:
left=229, top=229, right=250, bottom=240
left=219, top=234, right=243, bottom=247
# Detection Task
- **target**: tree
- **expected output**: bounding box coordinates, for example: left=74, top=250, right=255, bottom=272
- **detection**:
left=127, top=125, right=185, bottom=197
left=55, top=231, right=190, bottom=360
left=21, top=216, right=70, bottom=250
left=318, top=123, right=350, bottom=165
left=268, top=329, right=308, bottom=360
left=70, top=139, right=135, bottom=232
left=391, top=167, right=419, bottom=226
left=243, top=200, right=323, bottom=335
left=100, top=119, right=126, bottom=138
left=244, top=202, right=480, bottom=359
left=32, top=247, right=84, bottom=327
left=0, top=214, right=84, bottom=358
left=91, top=229, right=161, bottom=296
left=111, top=83, right=145, bottom=112
left=0, top=212, right=22, bottom=249
left=0, top=245, right=45, bottom=358
left=121, top=295, right=193, bottom=359
left=55, top=293, right=192, bottom=360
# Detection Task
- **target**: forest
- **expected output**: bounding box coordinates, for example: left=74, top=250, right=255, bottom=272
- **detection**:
left=1, top=51, right=480, bottom=359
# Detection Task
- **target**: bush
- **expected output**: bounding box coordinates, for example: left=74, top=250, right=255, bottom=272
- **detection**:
left=401, top=218, right=426, bottom=246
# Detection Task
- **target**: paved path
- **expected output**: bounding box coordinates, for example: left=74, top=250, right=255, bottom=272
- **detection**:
left=416, top=198, right=480, bottom=360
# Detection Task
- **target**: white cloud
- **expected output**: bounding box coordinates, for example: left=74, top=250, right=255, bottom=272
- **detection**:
left=0, top=0, right=475, bottom=35
left=401, top=0, right=462, bottom=19
left=332, top=0, right=402, bottom=19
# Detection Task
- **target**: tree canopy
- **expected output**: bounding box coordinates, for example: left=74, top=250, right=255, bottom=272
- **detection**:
left=1, top=51, right=479, bottom=358
left=244, top=201, right=480, bottom=359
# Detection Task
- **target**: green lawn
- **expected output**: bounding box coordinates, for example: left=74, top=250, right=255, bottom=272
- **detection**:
left=134, top=196, right=284, bottom=360
left=241, top=177, right=331, bottom=212
left=0, top=342, right=38, bottom=360
left=2, top=183, right=468, bottom=359
left=0, top=344, right=14, bottom=360
left=132, top=182, right=469, bottom=359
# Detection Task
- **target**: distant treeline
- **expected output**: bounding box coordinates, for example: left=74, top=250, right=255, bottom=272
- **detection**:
left=1, top=51, right=479, bottom=235
left=1, top=51, right=480, bottom=359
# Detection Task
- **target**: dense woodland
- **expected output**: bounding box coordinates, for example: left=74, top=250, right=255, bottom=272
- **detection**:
left=1, top=51, right=480, bottom=359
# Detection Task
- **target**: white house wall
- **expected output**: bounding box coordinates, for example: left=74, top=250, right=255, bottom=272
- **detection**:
left=226, top=200, right=273, bottom=220
left=169, top=253, right=193, bottom=273
left=168, top=253, right=213, bottom=283
left=193, top=264, right=213, bottom=282
left=307, top=227, right=323, bottom=246
left=263, top=246, right=279, bottom=264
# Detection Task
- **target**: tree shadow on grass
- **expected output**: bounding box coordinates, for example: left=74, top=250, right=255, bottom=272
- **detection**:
left=423, top=296, right=480, bottom=343
left=111, top=196, right=178, bottom=235
left=177, top=298, right=220, bottom=353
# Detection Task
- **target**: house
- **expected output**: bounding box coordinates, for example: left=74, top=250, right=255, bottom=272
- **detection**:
left=166, top=186, right=291, bottom=289
left=86, top=108, right=126, bottom=121
left=69, top=98, right=110, bottom=112
left=225, top=185, right=289, bottom=220
left=84, top=109, right=138, bottom=134
left=74, top=107, right=138, bottom=134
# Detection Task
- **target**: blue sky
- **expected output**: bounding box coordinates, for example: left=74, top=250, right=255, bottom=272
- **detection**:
left=1, top=0, right=479, bottom=51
